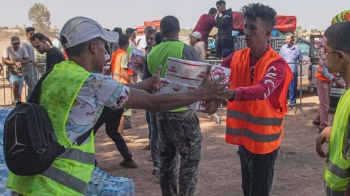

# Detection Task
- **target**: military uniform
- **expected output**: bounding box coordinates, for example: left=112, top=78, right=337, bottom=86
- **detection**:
left=157, top=110, right=202, bottom=196
left=147, top=39, right=203, bottom=196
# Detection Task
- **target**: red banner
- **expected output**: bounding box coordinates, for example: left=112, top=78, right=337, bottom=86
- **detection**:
left=232, top=12, right=296, bottom=32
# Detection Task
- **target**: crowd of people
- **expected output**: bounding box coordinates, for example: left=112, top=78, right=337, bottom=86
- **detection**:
left=1, top=1, right=350, bottom=196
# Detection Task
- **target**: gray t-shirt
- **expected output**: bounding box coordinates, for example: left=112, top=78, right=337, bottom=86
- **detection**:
left=2, top=46, right=29, bottom=77
left=21, top=40, right=34, bottom=62
left=21, top=40, right=37, bottom=76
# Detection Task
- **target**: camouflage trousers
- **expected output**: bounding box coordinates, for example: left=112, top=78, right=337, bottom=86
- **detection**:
left=156, top=110, right=203, bottom=196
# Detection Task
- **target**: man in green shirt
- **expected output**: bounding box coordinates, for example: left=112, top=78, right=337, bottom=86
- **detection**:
left=147, top=15, right=203, bottom=196
left=316, top=21, right=350, bottom=196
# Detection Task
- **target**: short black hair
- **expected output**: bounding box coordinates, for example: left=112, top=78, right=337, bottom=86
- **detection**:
left=144, top=26, right=153, bottom=32
left=155, top=32, right=162, bottom=45
left=31, top=33, right=53, bottom=46
left=26, top=27, right=35, bottom=33
left=118, top=34, right=129, bottom=47
left=209, top=8, right=217, bottom=14
left=241, top=3, right=277, bottom=30
left=216, top=0, right=226, bottom=5
left=146, top=28, right=157, bottom=35
left=113, top=27, right=123, bottom=35
left=31, top=32, right=45, bottom=42
left=325, top=21, right=350, bottom=55
left=61, top=36, right=99, bottom=57
left=160, top=16, right=180, bottom=36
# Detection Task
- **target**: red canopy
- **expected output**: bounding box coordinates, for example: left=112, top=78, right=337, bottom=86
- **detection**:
left=136, top=26, right=145, bottom=35
left=232, top=12, right=297, bottom=32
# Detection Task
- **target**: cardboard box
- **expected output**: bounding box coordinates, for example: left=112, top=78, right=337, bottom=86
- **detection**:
left=158, top=79, right=206, bottom=111
left=165, top=57, right=211, bottom=86
left=210, top=65, right=231, bottom=84
left=129, top=47, right=144, bottom=72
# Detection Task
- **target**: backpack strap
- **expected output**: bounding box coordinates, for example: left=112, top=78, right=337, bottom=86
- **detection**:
left=28, top=70, right=53, bottom=104
left=28, top=70, right=93, bottom=146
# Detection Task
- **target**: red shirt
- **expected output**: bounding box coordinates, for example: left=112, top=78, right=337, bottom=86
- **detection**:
left=222, top=52, right=287, bottom=111
left=193, top=14, right=218, bottom=44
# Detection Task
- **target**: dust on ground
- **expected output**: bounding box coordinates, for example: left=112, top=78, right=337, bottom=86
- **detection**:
left=95, top=91, right=329, bottom=196
left=0, top=39, right=329, bottom=196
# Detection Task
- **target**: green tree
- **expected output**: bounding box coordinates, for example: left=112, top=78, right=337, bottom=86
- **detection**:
left=295, top=25, right=303, bottom=36
left=28, top=3, right=51, bottom=34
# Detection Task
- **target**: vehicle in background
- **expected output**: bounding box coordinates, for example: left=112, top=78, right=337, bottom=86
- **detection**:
left=308, top=34, right=345, bottom=107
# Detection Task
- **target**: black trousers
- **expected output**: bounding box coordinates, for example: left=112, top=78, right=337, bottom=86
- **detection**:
left=238, top=146, right=278, bottom=196
left=94, top=107, right=133, bottom=161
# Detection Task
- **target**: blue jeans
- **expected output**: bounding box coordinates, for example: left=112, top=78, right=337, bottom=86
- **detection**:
left=22, top=64, right=38, bottom=99
left=288, top=73, right=298, bottom=104
left=238, top=146, right=279, bottom=196
left=6, top=74, right=24, bottom=99
left=149, top=111, right=160, bottom=168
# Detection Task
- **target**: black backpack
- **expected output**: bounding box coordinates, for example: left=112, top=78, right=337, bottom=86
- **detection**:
left=3, top=71, right=93, bottom=176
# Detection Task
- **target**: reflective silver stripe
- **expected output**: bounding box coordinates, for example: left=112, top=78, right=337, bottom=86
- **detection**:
left=41, top=166, right=87, bottom=195
left=226, top=127, right=241, bottom=136
left=227, top=110, right=243, bottom=119
left=59, top=148, right=95, bottom=165
left=227, top=110, right=283, bottom=126
left=328, top=159, right=350, bottom=178
left=243, top=128, right=281, bottom=142
left=226, top=127, right=282, bottom=142
left=324, top=181, right=345, bottom=196
left=112, top=72, right=121, bottom=77
left=244, top=113, right=283, bottom=126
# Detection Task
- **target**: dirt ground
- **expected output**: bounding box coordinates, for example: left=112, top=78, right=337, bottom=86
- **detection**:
left=94, top=91, right=332, bottom=196
left=0, top=39, right=331, bottom=196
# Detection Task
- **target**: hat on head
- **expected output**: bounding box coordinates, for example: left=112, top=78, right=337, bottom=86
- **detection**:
left=126, top=28, right=136, bottom=36
left=60, top=16, right=119, bottom=49
left=11, top=36, right=20, bottom=44
left=189, top=31, right=202, bottom=40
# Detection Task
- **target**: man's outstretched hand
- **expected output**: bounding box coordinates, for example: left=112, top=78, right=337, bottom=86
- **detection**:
left=198, top=66, right=230, bottom=102
left=149, top=65, right=162, bottom=92
left=316, top=127, right=332, bottom=158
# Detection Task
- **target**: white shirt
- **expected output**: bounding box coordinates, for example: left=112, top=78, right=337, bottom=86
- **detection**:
left=193, top=41, right=206, bottom=60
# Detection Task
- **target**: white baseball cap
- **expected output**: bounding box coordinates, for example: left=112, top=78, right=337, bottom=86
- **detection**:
left=189, top=31, right=202, bottom=40
left=60, top=16, right=119, bottom=49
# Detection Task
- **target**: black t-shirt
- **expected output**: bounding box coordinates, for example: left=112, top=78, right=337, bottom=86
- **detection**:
left=46, top=47, right=65, bottom=72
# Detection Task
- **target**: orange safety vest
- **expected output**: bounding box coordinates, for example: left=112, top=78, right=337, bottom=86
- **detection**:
left=314, top=47, right=337, bottom=83
left=111, top=48, right=133, bottom=83
left=225, top=47, right=293, bottom=154
left=315, top=60, right=332, bottom=83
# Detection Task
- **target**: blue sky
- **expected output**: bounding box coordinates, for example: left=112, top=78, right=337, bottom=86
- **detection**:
left=0, top=0, right=347, bottom=31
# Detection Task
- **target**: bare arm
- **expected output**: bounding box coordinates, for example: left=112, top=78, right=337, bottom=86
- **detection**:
left=22, top=57, right=30, bottom=65
left=124, top=88, right=204, bottom=112
left=2, top=57, right=15, bottom=65
left=125, top=77, right=156, bottom=93
left=124, top=66, right=230, bottom=113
